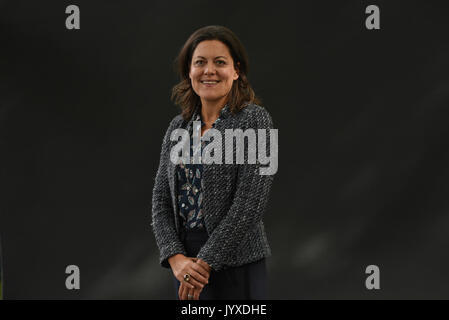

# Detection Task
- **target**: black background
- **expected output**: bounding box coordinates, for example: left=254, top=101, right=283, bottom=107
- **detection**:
left=1, top=0, right=448, bottom=299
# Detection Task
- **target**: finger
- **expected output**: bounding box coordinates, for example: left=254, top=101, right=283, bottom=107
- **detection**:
left=188, top=288, right=195, bottom=300
left=189, top=277, right=207, bottom=290
left=178, top=274, right=195, bottom=289
left=191, top=263, right=210, bottom=280
left=189, top=268, right=209, bottom=285
left=195, top=259, right=211, bottom=273
left=189, top=286, right=200, bottom=300
left=193, top=288, right=200, bottom=300
left=178, top=282, right=184, bottom=300
left=181, top=283, right=189, bottom=300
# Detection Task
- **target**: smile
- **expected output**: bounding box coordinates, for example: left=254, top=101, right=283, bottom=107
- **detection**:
left=200, top=80, right=220, bottom=85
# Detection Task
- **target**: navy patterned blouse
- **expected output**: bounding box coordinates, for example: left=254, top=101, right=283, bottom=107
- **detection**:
left=176, top=111, right=221, bottom=230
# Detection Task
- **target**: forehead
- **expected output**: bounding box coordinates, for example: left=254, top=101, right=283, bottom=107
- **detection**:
left=192, top=40, right=232, bottom=58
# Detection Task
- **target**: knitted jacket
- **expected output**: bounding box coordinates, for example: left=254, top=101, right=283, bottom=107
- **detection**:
left=151, top=103, right=276, bottom=272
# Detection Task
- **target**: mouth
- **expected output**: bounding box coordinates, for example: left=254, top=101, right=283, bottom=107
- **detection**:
left=200, top=80, right=220, bottom=86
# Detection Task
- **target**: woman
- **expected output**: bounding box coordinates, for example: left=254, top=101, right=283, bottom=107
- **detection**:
left=151, top=25, right=276, bottom=300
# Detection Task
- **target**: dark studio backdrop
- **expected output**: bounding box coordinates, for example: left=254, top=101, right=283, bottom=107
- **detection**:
left=0, top=0, right=448, bottom=299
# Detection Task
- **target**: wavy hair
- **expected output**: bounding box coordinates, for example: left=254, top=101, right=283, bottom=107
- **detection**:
left=171, top=25, right=262, bottom=120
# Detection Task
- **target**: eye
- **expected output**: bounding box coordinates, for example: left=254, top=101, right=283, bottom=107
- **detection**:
left=216, top=60, right=226, bottom=65
left=194, top=60, right=204, bottom=65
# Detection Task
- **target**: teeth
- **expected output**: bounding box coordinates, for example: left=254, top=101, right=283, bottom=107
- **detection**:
left=202, top=81, right=219, bottom=84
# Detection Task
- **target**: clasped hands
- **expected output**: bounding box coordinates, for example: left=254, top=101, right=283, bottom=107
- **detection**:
left=168, top=254, right=211, bottom=300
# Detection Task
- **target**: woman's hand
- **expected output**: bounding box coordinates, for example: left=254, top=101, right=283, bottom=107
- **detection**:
left=168, top=254, right=210, bottom=292
left=178, top=280, right=201, bottom=300
left=178, top=258, right=212, bottom=300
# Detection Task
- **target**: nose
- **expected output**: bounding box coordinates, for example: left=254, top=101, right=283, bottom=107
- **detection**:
left=204, top=61, right=216, bottom=75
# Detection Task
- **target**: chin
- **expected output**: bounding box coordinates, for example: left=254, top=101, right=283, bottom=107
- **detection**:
left=199, top=92, right=225, bottom=101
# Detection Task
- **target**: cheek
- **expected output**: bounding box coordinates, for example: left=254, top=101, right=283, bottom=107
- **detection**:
left=225, top=71, right=236, bottom=85
left=226, top=69, right=237, bottom=80
left=190, top=67, right=200, bottom=79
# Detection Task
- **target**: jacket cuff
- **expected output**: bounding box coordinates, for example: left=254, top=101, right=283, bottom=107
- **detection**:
left=196, top=252, right=223, bottom=272
left=159, top=242, right=187, bottom=269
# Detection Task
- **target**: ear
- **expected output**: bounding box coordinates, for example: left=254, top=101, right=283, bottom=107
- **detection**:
left=234, top=61, right=240, bottom=80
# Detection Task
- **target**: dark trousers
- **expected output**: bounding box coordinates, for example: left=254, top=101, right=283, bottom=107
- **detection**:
left=173, top=228, right=268, bottom=300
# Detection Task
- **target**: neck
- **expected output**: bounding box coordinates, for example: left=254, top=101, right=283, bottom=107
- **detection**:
left=200, top=97, right=227, bottom=124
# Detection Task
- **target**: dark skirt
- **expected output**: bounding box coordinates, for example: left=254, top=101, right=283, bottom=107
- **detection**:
left=173, top=228, right=268, bottom=300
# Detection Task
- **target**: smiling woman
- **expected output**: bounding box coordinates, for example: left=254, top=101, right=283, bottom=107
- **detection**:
left=171, top=25, right=261, bottom=122
left=188, top=40, right=239, bottom=110
left=151, top=25, right=276, bottom=301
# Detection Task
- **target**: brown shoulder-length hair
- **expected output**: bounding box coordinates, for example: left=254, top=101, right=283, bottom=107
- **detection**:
left=171, top=25, right=262, bottom=120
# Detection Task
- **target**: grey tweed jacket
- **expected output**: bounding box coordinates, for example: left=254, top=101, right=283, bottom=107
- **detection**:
left=151, top=103, right=275, bottom=272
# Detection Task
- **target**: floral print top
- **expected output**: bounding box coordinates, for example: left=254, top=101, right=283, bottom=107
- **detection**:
left=176, top=111, right=221, bottom=230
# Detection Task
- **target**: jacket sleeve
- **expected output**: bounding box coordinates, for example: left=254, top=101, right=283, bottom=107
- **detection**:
left=151, top=117, right=187, bottom=268
left=196, top=107, right=276, bottom=271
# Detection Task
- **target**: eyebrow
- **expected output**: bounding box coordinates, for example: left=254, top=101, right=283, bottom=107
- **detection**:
left=195, top=56, right=228, bottom=60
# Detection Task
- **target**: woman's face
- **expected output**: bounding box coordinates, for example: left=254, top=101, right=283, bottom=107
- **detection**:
left=189, top=40, right=239, bottom=105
